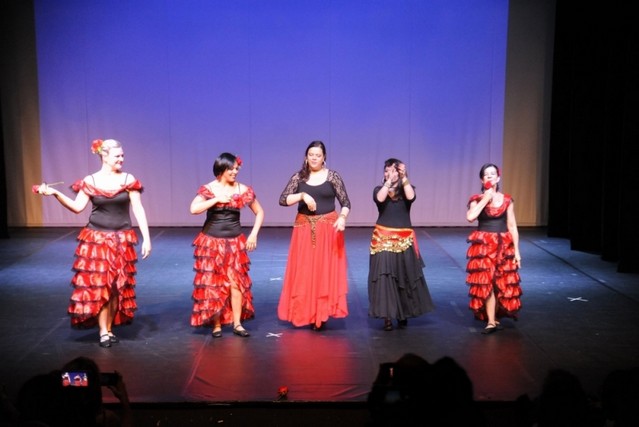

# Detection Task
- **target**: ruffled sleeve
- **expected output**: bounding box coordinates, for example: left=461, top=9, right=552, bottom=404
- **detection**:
left=71, top=178, right=143, bottom=197
left=70, top=179, right=85, bottom=193
left=124, top=179, right=143, bottom=193
left=467, top=194, right=483, bottom=207
left=238, top=186, right=256, bottom=207
left=197, top=185, right=214, bottom=199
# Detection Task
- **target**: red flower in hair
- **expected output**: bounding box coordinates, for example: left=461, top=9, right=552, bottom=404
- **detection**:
left=235, top=156, right=243, bottom=166
left=91, top=139, right=104, bottom=154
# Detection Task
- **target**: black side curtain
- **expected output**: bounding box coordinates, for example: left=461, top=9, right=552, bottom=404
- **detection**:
left=548, top=2, right=639, bottom=273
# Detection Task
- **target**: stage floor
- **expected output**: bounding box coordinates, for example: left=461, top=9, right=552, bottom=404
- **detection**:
left=1, top=226, right=638, bottom=405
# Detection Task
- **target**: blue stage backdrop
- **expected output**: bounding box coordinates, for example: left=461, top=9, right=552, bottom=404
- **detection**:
left=34, top=0, right=508, bottom=226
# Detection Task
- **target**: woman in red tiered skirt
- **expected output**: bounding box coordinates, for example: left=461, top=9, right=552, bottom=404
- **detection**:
left=465, top=163, right=522, bottom=334
left=35, top=139, right=151, bottom=347
left=189, top=153, right=264, bottom=338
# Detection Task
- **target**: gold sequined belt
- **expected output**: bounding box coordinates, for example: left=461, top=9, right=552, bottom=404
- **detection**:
left=294, top=211, right=338, bottom=248
left=370, top=225, right=420, bottom=256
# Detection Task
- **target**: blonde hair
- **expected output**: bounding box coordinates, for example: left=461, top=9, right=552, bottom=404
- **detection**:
left=99, top=139, right=122, bottom=156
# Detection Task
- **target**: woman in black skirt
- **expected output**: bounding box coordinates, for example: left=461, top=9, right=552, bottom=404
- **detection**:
left=367, top=158, right=434, bottom=331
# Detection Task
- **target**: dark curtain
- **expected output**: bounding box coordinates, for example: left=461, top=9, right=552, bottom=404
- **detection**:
left=0, top=97, right=6, bottom=239
left=548, top=2, right=639, bottom=273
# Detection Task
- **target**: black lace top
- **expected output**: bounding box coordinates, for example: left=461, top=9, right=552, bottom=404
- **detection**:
left=279, top=170, right=351, bottom=215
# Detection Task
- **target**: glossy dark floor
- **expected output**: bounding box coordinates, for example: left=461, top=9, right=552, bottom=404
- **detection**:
left=1, top=227, right=638, bottom=409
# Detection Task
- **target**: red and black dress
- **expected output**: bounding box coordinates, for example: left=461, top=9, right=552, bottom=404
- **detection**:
left=465, top=194, right=522, bottom=321
left=368, top=186, right=434, bottom=321
left=277, top=170, right=350, bottom=328
left=190, top=185, right=256, bottom=327
left=68, top=177, right=142, bottom=328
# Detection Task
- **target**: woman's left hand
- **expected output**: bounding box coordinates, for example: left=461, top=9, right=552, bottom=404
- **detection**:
left=514, top=252, right=521, bottom=268
left=246, top=235, right=258, bottom=251
left=397, top=163, right=407, bottom=181
left=141, top=240, right=151, bottom=259
left=333, top=216, right=346, bottom=232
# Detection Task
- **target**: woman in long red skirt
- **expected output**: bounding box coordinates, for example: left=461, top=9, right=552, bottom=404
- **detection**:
left=277, top=141, right=351, bottom=331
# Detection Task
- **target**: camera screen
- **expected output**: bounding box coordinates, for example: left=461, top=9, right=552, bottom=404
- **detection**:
left=61, top=371, right=88, bottom=387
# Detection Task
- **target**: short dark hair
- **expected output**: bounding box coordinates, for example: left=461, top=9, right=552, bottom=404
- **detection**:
left=213, top=153, right=239, bottom=177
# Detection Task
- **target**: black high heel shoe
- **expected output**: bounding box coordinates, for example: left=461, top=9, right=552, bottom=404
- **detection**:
left=383, top=318, right=393, bottom=331
left=233, top=324, right=250, bottom=337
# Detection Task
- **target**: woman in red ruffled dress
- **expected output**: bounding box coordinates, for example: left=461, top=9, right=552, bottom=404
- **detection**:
left=35, top=139, right=151, bottom=347
left=277, top=141, right=351, bottom=331
left=189, top=153, right=264, bottom=338
left=465, top=163, right=522, bottom=334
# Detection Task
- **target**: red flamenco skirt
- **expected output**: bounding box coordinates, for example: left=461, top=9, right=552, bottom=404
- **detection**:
left=68, top=228, right=139, bottom=328
left=277, top=212, right=349, bottom=328
left=466, top=230, right=522, bottom=321
left=190, top=232, right=254, bottom=327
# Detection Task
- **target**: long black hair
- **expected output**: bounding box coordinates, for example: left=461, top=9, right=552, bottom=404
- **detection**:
left=298, top=141, right=326, bottom=181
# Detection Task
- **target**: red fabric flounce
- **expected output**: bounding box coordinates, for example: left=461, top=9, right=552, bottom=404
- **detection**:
left=196, top=185, right=255, bottom=209
left=465, top=229, right=522, bottom=321
left=68, top=228, right=139, bottom=328
left=71, top=178, right=143, bottom=196
left=190, top=232, right=254, bottom=327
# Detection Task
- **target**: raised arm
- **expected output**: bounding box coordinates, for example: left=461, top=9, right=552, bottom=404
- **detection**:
left=37, top=182, right=90, bottom=214
left=466, top=188, right=494, bottom=222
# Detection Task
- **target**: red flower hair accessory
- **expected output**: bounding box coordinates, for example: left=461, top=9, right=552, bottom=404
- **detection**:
left=91, top=139, right=104, bottom=155
left=235, top=155, right=243, bottom=166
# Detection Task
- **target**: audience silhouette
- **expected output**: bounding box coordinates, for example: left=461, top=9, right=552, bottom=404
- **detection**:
left=1, top=357, right=131, bottom=427
left=4, top=353, right=639, bottom=427
left=601, top=367, right=639, bottom=427
left=367, top=353, right=486, bottom=426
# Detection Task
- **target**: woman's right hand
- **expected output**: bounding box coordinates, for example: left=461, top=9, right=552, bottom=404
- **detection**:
left=216, top=194, right=232, bottom=205
left=482, top=187, right=495, bottom=201
left=35, top=183, right=55, bottom=196
left=302, top=193, right=316, bottom=211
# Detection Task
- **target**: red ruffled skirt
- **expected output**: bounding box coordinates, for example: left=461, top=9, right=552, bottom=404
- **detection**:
left=466, top=230, right=522, bottom=321
left=68, top=228, right=138, bottom=328
left=190, top=232, right=254, bottom=327
left=277, top=212, right=349, bottom=328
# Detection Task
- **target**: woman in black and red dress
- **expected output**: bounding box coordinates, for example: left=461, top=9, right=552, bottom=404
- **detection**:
left=35, top=139, right=151, bottom=347
left=277, top=141, right=351, bottom=331
left=465, top=163, right=522, bottom=334
left=189, top=153, right=264, bottom=338
left=368, top=158, right=434, bottom=331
